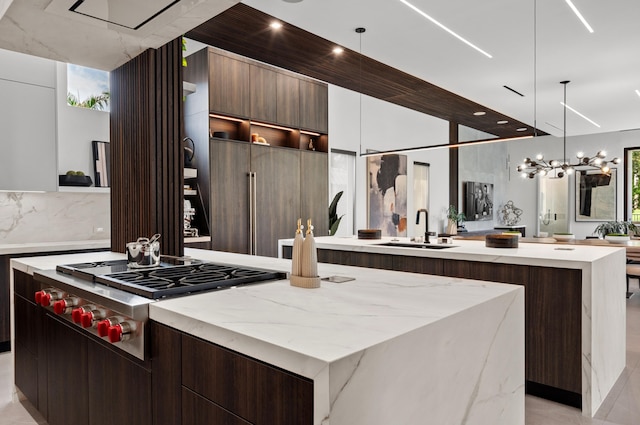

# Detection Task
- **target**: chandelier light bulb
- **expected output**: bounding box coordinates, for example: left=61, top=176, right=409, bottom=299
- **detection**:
left=613, top=157, right=621, bottom=164
left=521, top=172, right=528, bottom=179
left=550, top=160, right=560, bottom=167
left=601, top=165, right=610, bottom=173
left=566, top=167, right=574, bottom=175
left=539, top=170, right=547, bottom=177
left=576, top=151, right=584, bottom=159
left=593, top=158, right=602, bottom=165
left=597, top=151, right=606, bottom=158
left=536, top=154, right=544, bottom=161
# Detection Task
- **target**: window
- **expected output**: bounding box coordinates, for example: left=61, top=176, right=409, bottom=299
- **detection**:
left=66, top=64, right=110, bottom=111
left=625, top=147, right=640, bottom=222
left=330, top=149, right=356, bottom=236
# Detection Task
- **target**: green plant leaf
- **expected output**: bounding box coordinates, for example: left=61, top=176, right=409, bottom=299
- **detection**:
left=329, top=215, right=344, bottom=236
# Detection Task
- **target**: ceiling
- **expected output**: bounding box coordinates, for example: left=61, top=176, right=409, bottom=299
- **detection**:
left=0, top=0, right=638, bottom=140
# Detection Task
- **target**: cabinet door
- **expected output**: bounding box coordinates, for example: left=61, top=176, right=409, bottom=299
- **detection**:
left=88, top=342, right=152, bottom=425
left=209, top=52, right=250, bottom=118
left=0, top=79, right=56, bottom=191
left=251, top=144, right=301, bottom=257
left=250, top=65, right=277, bottom=123
left=210, top=140, right=251, bottom=254
left=276, top=73, right=299, bottom=128
left=300, top=151, right=328, bottom=237
left=45, top=315, right=89, bottom=425
left=299, top=80, right=328, bottom=133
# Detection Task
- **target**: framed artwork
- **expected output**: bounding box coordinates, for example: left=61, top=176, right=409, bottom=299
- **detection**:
left=92, top=141, right=110, bottom=187
left=463, top=181, right=494, bottom=221
left=575, top=169, right=616, bottom=221
left=367, top=154, right=407, bottom=236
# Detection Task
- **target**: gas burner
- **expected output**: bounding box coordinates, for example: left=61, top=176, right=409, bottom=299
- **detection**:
left=59, top=260, right=288, bottom=299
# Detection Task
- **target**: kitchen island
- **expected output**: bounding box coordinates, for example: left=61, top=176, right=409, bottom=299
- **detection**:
left=11, top=249, right=524, bottom=425
left=279, top=236, right=627, bottom=417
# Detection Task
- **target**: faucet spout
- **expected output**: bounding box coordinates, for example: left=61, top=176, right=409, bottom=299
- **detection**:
left=416, top=209, right=430, bottom=243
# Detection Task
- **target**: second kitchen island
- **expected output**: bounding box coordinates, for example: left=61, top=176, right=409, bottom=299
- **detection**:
left=279, top=236, right=627, bottom=417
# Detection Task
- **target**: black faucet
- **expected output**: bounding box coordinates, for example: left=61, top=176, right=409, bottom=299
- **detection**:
left=416, top=209, right=430, bottom=243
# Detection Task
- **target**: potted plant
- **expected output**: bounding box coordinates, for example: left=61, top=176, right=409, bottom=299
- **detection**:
left=593, top=220, right=638, bottom=242
left=446, top=205, right=465, bottom=235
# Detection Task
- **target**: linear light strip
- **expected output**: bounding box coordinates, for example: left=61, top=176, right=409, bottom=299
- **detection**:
left=635, top=89, right=640, bottom=98
left=561, top=102, right=600, bottom=128
left=565, top=0, right=594, bottom=33
left=398, top=0, right=492, bottom=58
left=360, top=135, right=532, bottom=157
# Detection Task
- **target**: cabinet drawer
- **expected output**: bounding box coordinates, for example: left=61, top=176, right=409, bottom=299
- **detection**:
left=182, top=388, right=252, bottom=425
left=182, top=334, right=313, bottom=425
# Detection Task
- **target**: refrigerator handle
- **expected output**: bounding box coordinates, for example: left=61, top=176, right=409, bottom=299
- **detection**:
left=248, top=172, right=254, bottom=255
left=252, top=172, right=258, bottom=255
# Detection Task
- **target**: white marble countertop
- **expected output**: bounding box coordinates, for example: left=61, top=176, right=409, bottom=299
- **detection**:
left=0, top=239, right=110, bottom=255
left=151, top=249, right=521, bottom=375
left=279, top=235, right=623, bottom=268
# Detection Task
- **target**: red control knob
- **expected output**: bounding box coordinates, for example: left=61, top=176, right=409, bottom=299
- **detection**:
left=34, top=291, right=44, bottom=304
left=53, top=300, right=66, bottom=315
left=81, top=312, right=94, bottom=328
left=71, top=305, right=95, bottom=324
left=108, top=321, right=135, bottom=343
left=53, top=297, right=78, bottom=315
left=40, top=293, right=52, bottom=307
left=108, top=325, right=123, bottom=343
left=97, top=320, right=111, bottom=337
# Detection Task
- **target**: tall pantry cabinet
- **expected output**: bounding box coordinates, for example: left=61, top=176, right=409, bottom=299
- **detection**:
left=184, top=47, right=329, bottom=257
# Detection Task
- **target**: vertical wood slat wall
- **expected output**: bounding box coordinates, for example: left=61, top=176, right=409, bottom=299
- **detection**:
left=110, top=38, right=184, bottom=257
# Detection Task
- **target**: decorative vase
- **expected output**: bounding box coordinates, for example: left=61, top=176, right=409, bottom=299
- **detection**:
left=605, top=234, right=630, bottom=243
left=446, top=219, right=457, bottom=235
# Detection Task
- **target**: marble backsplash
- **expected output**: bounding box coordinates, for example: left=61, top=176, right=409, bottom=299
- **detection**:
left=0, top=192, right=110, bottom=244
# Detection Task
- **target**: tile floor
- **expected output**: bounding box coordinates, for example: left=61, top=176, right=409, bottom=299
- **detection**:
left=1, top=289, right=639, bottom=425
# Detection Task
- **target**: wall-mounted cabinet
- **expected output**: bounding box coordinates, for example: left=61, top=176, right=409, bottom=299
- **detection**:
left=208, top=52, right=250, bottom=118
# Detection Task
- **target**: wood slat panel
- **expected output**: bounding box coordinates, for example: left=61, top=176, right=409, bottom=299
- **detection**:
left=110, top=38, right=184, bottom=256
left=187, top=3, right=546, bottom=140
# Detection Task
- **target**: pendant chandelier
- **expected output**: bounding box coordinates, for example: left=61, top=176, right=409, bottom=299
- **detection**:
left=517, top=80, right=620, bottom=179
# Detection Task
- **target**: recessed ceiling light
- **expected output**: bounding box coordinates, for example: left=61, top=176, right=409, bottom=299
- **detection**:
left=516, top=127, right=528, bottom=132
left=473, top=111, right=486, bottom=116
left=497, top=120, right=508, bottom=124
left=270, top=21, right=282, bottom=29
left=565, top=0, right=594, bottom=33
left=561, top=101, right=600, bottom=128
left=398, top=0, right=492, bottom=58
left=333, top=47, right=344, bottom=55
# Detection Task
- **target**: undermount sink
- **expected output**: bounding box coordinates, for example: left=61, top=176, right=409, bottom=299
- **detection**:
left=376, top=242, right=456, bottom=249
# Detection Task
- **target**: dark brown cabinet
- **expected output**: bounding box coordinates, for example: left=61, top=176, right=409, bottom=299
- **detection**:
left=251, top=144, right=301, bottom=257
left=184, top=47, right=330, bottom=254
left=209, top=51, right=250, bottom=118
left=300, top=151, right=329, bottom=237
left=154, top=325, right=313, bottom=425
left=299, top=79, right=328, bottom=133
left=276, top=72, right=299, bottom=128
left=250, top=65, right=277, bottom=123
left=13, top=270, right=152, bottom=425
left=210, top=140, right=319, bottom=258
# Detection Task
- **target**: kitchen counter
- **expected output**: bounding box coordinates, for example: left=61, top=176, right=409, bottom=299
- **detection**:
left=278, top=236, right=626, bottom=417
left=12, top=249, right=525, bottom=425
left=0, top=239, right=110, bottom=255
